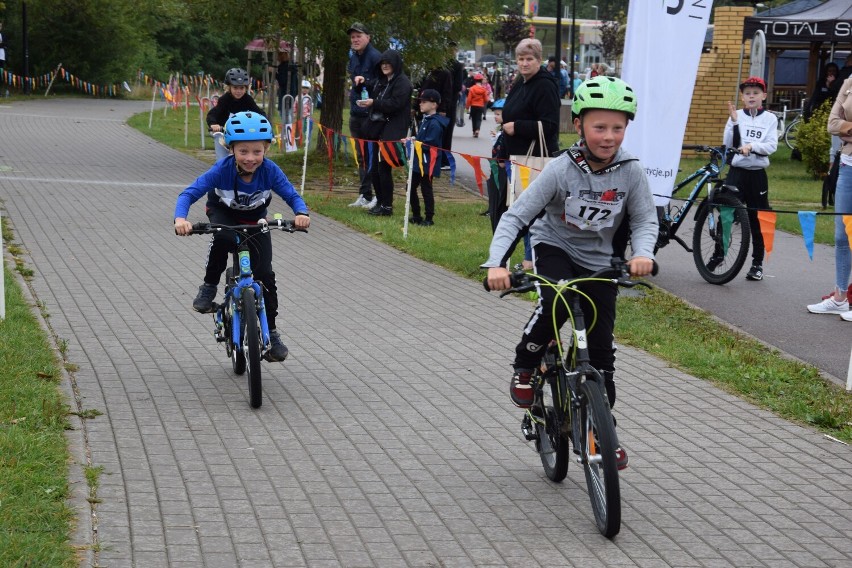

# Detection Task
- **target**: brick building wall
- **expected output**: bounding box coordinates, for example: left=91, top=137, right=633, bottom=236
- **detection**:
left=684, top=7, right=754, bottom=149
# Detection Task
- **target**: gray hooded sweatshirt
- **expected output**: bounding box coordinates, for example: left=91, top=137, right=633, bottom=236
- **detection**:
left=483, top=147, right=658, bottom=271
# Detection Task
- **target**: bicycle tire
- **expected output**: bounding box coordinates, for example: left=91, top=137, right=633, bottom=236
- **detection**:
left=534, top=370, right=570, bottom=482
left=692, top=193, right=750, bottom=285
left=242, top=289, right=263, bottom=408
left=784, top=118, right=800, bottom=150
left=578, top=378, right=621, bottom=538
left=224, top=269, right=247, bottom=374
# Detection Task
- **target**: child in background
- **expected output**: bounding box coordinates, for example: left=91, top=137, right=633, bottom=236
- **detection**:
left=722, top=76, right=778, bottom=281
left=174, top=112, right=310, bottom=361
left=300, top=80, right=313, bottom=120
left=408, top=89, right=449, bottom=226
left=206, top=68, right=266, bottom=161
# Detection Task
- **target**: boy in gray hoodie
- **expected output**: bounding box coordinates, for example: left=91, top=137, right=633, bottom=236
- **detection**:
left=483, top=77, right=658, bottom=469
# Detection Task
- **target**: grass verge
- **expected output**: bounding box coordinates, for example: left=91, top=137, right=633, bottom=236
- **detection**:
left=0, top=260, right=77, bottom=566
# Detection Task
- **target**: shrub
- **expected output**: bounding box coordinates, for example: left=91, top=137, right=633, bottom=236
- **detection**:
left=797, top=100, right=832, bottom=179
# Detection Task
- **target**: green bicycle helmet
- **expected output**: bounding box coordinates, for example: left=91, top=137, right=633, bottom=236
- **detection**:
left=572, top=77, right=637, bottom=120
left=224, top=112, right=273, bottom=146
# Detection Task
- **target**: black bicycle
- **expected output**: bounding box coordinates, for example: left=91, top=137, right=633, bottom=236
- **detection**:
left=657, top=145, right=751, bottom=285
left=485, top=259, right=656, bottom=538
left=191, top=218, right=305, bottom=408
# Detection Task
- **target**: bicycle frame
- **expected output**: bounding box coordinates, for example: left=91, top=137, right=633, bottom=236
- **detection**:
left=657, top=146, right=734, bottom=253
left=224, top=241, right=271, bottom=356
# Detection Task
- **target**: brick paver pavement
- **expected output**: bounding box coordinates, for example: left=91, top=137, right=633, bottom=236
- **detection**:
left=1, top=99, right=850, bottom=567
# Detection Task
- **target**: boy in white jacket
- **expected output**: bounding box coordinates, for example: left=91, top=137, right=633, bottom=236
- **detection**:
left=723, top=76, right=778, bottom=281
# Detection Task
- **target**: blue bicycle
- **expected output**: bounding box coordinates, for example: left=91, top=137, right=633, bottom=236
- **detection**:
left=191, top=218, right=305, bottom=408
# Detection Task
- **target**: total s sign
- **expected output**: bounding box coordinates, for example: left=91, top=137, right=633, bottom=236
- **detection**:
left=743, top=19, right=852, bottom=42
left=621, top=0, right=713, bottom=205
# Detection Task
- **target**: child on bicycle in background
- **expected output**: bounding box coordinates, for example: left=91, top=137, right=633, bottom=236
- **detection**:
left=207, top=68, right=266, bottom=161
left=723, top=76, right=778, bottom=282
left=483, top=77, right=658, bottom=469
left=174, top=112, right=310, bottom=361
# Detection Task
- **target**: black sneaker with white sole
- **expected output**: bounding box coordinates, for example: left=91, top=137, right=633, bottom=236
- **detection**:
left=745, top=264, right=763, bottom=281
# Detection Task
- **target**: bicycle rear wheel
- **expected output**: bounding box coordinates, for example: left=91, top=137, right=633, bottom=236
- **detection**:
left=578, top=378, right=621, bottom=538
left=241, top=288, right=263, bottom=408
left=784, top=118, right=800, bottom=150
left=692, top=193, right=750, bottom=285
left=534, top=370, right=570, bottom=482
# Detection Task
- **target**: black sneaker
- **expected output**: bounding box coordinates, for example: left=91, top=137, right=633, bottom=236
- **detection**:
left=266, top=330, right=289, bottom=361
left=409, top=215, right=423, bottom=224
left=369, top=206, right=392, bottom=216
left=192, top=283, right=217, bottom=313
left=705, top=255, right=724, bottom=272
left=745, top=264, right=763, bottom=281
left=418, top=219, right=434, bottom=226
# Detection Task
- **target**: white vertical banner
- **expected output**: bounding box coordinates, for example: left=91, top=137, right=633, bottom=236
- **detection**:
left=621, top=0, right=713, bottom=206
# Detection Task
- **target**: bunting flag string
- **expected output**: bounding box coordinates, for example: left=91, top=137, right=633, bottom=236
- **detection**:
left=1, top=65, right=124, bottom=97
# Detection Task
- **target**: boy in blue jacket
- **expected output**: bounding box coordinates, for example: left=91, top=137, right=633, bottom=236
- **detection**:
left=174, top=112, right=310, bottom=361
left=409, top=89, right=449, bottom=226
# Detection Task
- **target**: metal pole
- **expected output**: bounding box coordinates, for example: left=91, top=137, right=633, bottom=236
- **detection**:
left=555, top=0, right=563, bottom=64
left=22, top=1, right=30, bottom=94
left=570, top=0, right=576, bottom=82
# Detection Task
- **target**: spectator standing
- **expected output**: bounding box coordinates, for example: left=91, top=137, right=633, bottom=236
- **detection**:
left=206, top=68, right=266, bottom=161
left=722, top=76, right=778, bottom=282
left=501, top=39, right=560, bottom=159
left=805, top=62, right=839, bottom=121
left=408, top=89, right=449, bottom=226
left=0, top=22, right=6, bottom=69
left=347, top=22, right=383, bottom=209
left=419, top=66, right=454, bottom=122
left=443, top=42, right=466, bottom=168
left=274, top=50, right=298, bottom=118
left=807, top=74, right=852, bottom=321
left=356, top=49, right=413, bottom=216
left=560, top=61, right=570, bottom=98
left=466, top=73, right=489, bottom=138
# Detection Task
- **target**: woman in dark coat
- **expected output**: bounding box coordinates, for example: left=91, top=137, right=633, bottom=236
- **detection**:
left=356, top=49, right=413, bottom=215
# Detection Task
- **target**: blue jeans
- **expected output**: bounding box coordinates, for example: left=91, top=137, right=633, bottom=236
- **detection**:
left=835, top=163, right=852, bottom=292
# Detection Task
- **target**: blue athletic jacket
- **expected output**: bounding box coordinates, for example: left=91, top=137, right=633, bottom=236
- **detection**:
left=174, top=156, right=309, bottom=223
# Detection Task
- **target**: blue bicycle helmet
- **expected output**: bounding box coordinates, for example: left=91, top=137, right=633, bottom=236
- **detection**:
left=224, top=112, right=273, bottom=146
left=491, top=98, right=506, bottom=110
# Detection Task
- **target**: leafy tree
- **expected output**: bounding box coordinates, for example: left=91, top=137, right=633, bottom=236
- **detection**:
left=189, top=0, right=496, bottom=153
left=493, top=5, right=530, bottom=54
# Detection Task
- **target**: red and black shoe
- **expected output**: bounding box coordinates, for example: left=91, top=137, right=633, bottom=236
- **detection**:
left=509, top=368, right=534, bottom=408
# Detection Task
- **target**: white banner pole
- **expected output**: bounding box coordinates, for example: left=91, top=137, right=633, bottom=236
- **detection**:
left=403, top=140, right=417, bottom=239
left=621, top=0, right=714, bottom=206
left=300, top=118, right=311, bottom=195
left=846, top=342, right=852, bottom=391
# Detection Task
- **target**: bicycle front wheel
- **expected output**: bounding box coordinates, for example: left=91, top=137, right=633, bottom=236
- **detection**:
left=692, top=193, right=750, bottom=285
left=784, top=119, right=800, bottom=150
left=241, top=288, right=263, bottom=408
left=578, top=378, right=621, bottom=538
left=534, top=371, right=570, bottom=482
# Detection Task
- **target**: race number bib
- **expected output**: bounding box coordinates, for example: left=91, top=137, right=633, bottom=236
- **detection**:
left=563, top=188, right=624, bottom=231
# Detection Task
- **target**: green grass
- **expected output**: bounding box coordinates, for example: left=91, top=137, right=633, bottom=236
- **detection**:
left=127, top=106, right=852, bottom=443
left=0, top=261, right=77, bottom=567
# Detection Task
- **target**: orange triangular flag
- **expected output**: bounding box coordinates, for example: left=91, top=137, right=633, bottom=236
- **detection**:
left=462, top=153, right=485, bottom=195
left=757, top=210, right=777, bottom=260
left=844, top=216, right=852, bottom=253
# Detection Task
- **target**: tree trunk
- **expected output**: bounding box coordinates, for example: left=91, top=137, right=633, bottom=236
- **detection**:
left=316, top=40, right=348, bottom=156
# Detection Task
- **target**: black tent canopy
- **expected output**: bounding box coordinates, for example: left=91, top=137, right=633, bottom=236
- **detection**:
left=743, top=0, right=852, bottom=44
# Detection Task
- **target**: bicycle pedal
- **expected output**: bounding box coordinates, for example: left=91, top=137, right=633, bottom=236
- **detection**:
left=521, top=414, right=537, bottom=441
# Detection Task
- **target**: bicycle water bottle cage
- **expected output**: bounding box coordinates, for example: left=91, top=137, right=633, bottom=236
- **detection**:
left=239, top=250, right=252, bottom=277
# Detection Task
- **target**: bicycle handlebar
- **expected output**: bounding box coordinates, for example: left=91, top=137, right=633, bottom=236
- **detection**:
left=681, top=144, right=766, bottom=161
left=483, top=258, right=658, bottom=295
left=186, top=219, right=308, bottom=235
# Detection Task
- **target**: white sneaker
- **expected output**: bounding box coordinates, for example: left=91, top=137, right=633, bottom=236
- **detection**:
left=362, top=197, right=378, bottom=209
left=348, top=195, right=368, bottom=207
left=841, top=311, right=852, bottom=322
left=807, top=297, right=849, bottom=314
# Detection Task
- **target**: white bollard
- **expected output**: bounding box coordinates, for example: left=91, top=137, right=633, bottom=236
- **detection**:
left=847, top=342, right=852, bottom=391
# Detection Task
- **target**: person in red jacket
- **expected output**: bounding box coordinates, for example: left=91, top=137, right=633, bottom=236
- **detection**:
left=465, top=73, right=489, bottom=138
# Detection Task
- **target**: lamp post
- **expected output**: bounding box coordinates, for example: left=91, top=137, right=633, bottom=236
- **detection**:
left=591, top=5, right=598, bottom=20
left=569, top=0, right=576, bottom=83
left=556, top=0, right=563, bottom=66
